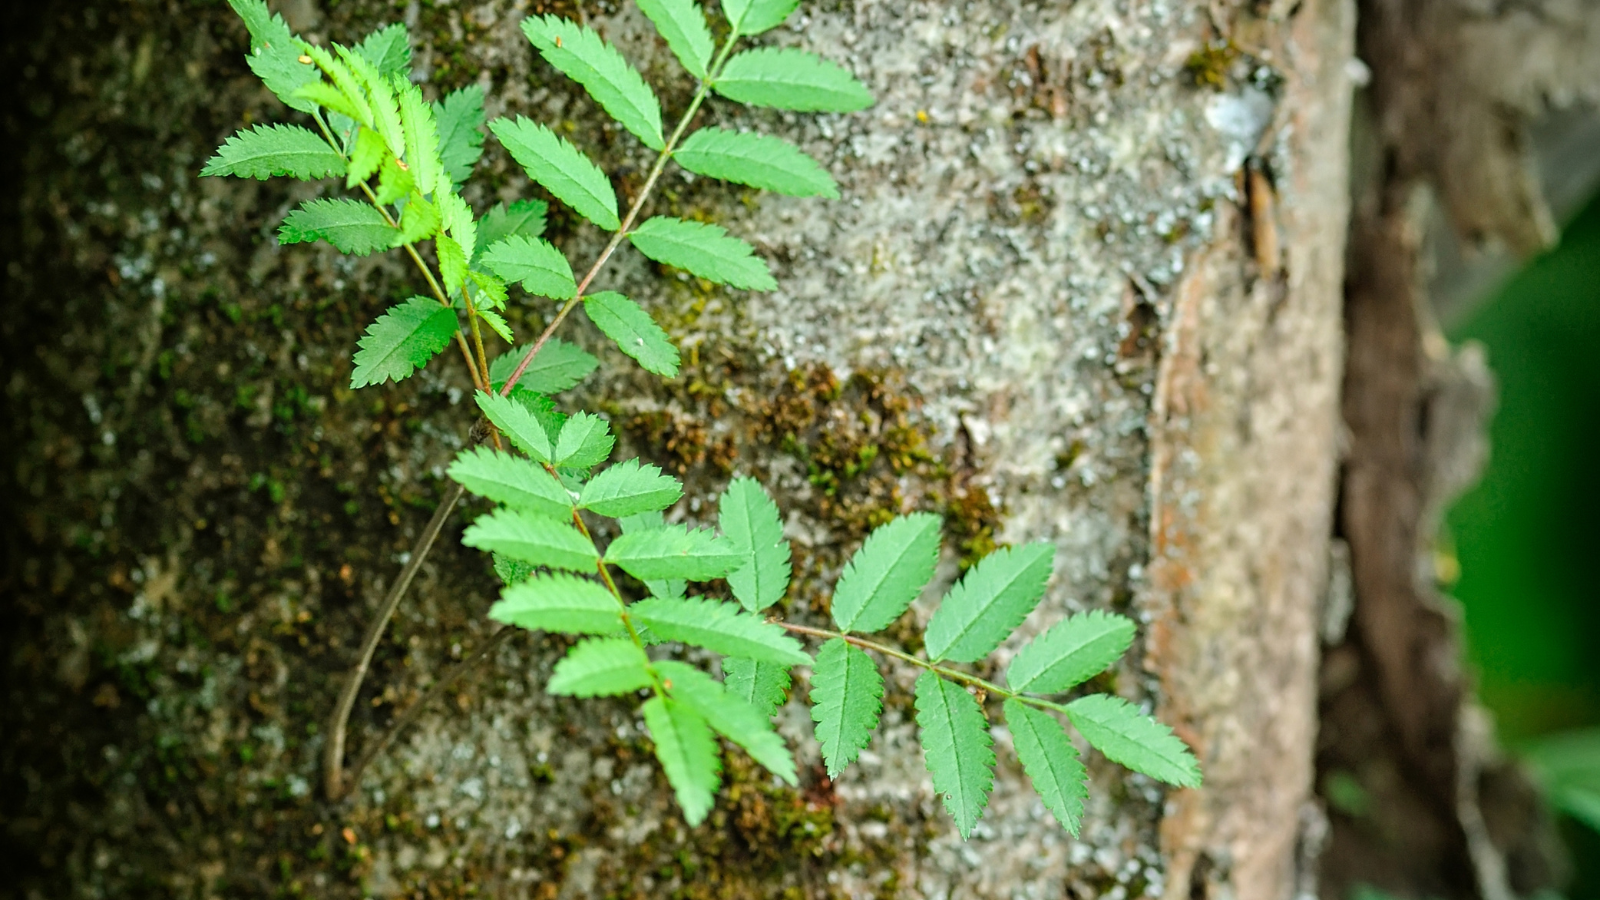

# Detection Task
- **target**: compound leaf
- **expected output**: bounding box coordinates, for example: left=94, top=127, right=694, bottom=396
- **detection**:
left=548, top=637, right=653, bottom=696
left=475, top=200, right=549, bottom=256
left=551, top=411, right=614, bottom=470
left=914, top=671, right=995, bottom=839
left=490, top=573, right=625, bottom=636
left=636, top=0, right=714, bottom=79
left=1003, top=700, right=1088, bottom=837
left=1005, top=610, right=1136, bottom=694
left=722, top=657, right=789, bottom=718
left=808, top=638, right=883, bottom=778
left=475, top=390, right=555, bottom=463
left=675, top=128, right=837, bottom=198
left=718, top=477, right=791, bottom=613
left=489, top=339, right=599, bottom=396
left=202, top=123, right=345, bottom=181
left=447, top=446, right=573, bottom=520
left=578, top=459, right=683, bottom=517
left=829, top=512, right=941, bottom=634
left=521, top=15, right=664, bottom=150
left=584, top=291, right=679, bottom=377
left=714, top=48, right=873, bottom=112
left=481, top=235, right=577, bottom=299
left=349, top=297, right=456, bottom=387
left=604, top=526, right=742, bottom=582
left=433, top=84, right=486, bottom=184
left=279, top=198, right=399, bottom=255
left=460, top=507, right=598, bottom=572
left=490, top=116, right=620, bottom=230
left=924, top=542, right=1054, bottom=663
left=628, top=216, right=776, bottom=291
left=642, top=696, right=721, bottom=825
left=1064, top=694, right=1202, bottom=789
left=655, top=660, right=796, bottom=784
left=630, top=596, right=811, bottom=666
left=355, top=22, right=411, bottom=78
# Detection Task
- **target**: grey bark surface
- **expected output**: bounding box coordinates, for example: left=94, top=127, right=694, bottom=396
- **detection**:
left=0, top=0, right=1358, bottom=897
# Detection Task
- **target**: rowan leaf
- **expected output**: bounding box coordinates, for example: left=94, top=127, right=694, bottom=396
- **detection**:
left=1006, top=610, right=1136, bottom=694
left=722, top=658, right=789, bottom=719
left=202, top=123, right=345, bottom=181
left=628, top=216, right=776, bottom=291
left=481, top=236, right=577, bottom=299
left=718, top=477, right=790, bottom=613
left=619, top=513, right=687, bottom=604
left=475, top=390, right=554, bottom=463
left=829, top=512, right=941, bottom=634
left=355, top=23, right=412, bottom=78
left=439, top=189, right=477, bottom=259
left=630, top=596, right=811, bottom=666
left=808, top=638, right=883, bottom=778
left=642, top=696, right=721, bottom=825
left=448, top=446, right=574, bottom=519
left=460, top=507, right=598, bottom=572
left=225, top=0, right=318, bottom=113
left=548, top=637, right=653, bottom=696
left=490, top=573, right=625, bottom=636
left=1003, top=700, right=1088, bottom=837
left=431, top=84, right=486, bottom=185
left=395, top=78, right=442, bottom=192
left=914, top=671, right=996, bottom=839
left=349, top=297, right=457, bottom=387
left=489, top=339, right=599, bottom=395
left=604, top=527, right=741, bottom=582
left=279, top=198, right=399, bottom=255
left=674, top=128, right=838, bottom=198
left=551, top=411, right=614, bottom=470
left=737, top=0, right=801, bottom=34
left=1064, top=694, right=1202, bottom=788
left=475, top=200, right=549, bottom=256
left=490, top=117, right=620, bottom=230
left=714, top=48, right=873, bottom=112
left=924, top=542, right=1054, bottom=663
left=636, top=0, right=714, bottom=79
left=578, top=459, right=683, bottom=517
left=521, top=15, right=665, bottom=150
left=584, top=291, right=679, bottom=377
left=437, top=233, right=468, bottom=295
left=655, top=660, right=796, bottom=784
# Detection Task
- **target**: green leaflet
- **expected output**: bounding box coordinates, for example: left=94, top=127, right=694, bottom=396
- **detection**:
left=642, top=696, right=721, bottom=825
left=924, top=542, right=1055, bottom=663
left=339, top=45, right=405, bottom=156
left=737, top=0, right=802, bottom=34
left=293, top=80, right=364, bottom=122
left=628, top=216, right=776, bottom=291
left=490, top=117, right=620, bottom=231
left=630, top=596, right=812, bottom=666
left=655, top=660, right=796, bottom=784
left=476, top=308, right=514, bottom=343
left=373, top=155, right=416, bottom=205
left=279, top=198, right=400, bottom=255
left=913, top=671, right=996, bottom=839
left=475, top=200, right=549, bottom=256
left=636, top=0, right=714, bottom=79
left=301, top=45, right=374, bottom=131
left=489, top=573, right=625, bottom=636
left=1003, top=700, right=1088, bottom=837
left=1005, top=610, right=1136, bottom=694
left=355, top=23, right=412, bottom=78
left=829, top=512, right=941, bottom=634
left=548, top=637, right=653, bottom=696
left=584, top=291, right=679, bottom=377
left=475, top=390, right=555, bottom=463
left=489, top=339, right=599, bottom=396
left=604, top=526, right=742, bottom=582
left=717, top=477, right=791, bottom=613
left=619, top=512, right=687, bottom=605
left=578, top=459, right=683, bottom=517
left=346, top=128, right=386, bottom=187
left=481, top=236, right=577, bottom=299
left=722, top=657, right=789, bottom=719
left=520, top=15, right=665, bottom=150
left=714, top=48, right=874, bottom=113
left=349, top=297, right=457, bottom=388
left=675, top=128, right=838, bottom=198
left=551, top=411, right=615, bottom=470
left=225, top=0, right=318, bottom=114
left=395, top=78, right=442, bottom=193
left=439, top=189, right=478, bottom=260
left=808, top=638, right=883, bottom=778
left=433, top=85, right=487, bottom=185
left=202, top=123, right=345, bottom=181
left=437, top=233, right=468, bottom=295
left=447, top=446, right=574, bottom=520
left=460, top=507, right=599, bottom=572
left=1064, top=694, right=1202, bottom=788
left=400, top=192, right=443, bottom=245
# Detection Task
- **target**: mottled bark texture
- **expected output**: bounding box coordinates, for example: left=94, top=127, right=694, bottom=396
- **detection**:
left=0, top=0, right=1535, bottom=897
